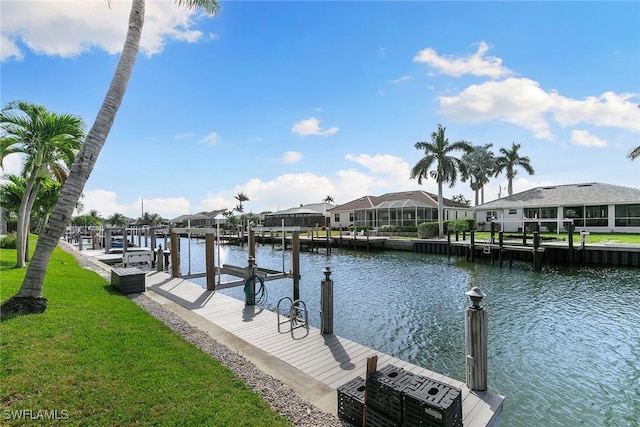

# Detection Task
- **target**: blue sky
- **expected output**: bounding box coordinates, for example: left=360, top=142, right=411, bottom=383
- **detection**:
left=2, top=0, right=639, bottom=219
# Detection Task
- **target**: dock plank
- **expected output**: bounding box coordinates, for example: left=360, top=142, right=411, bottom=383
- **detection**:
left=143, top=271, right=504, bottom=427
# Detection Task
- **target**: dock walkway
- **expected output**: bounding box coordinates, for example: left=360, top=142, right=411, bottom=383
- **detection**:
left=144, top=271, right=504, bottom=427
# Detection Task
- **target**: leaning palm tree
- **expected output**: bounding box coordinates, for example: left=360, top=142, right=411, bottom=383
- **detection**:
left=628, top=146, right=640, bottom=161
left=1, top=0, right=220, bottom=318
left=461, top=143, right=495, bottom=206
left=0, top=101, right=85, bottom=267
left=410, top=124, right=472, bottom=237
left=493, top=142, right=535, bottom=196
left=323, top=195, right=334, bottom=204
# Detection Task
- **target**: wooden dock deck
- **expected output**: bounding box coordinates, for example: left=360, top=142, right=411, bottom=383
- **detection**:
left=144, top=271, right=504, bottom=427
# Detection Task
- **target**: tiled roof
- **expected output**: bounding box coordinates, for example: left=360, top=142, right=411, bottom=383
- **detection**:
left=473, top=183, right=640, bottom=210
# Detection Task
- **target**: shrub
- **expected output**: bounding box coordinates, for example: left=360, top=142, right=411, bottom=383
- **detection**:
left=445, top=219, right=473, bottom=233
left=417, top=222, right=439, bottom=238
left=0, top=232, right=17, bottom=249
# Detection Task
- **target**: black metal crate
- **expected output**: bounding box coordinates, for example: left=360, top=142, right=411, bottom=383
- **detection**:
left=338, top=376, right=366, bottom=426
left=403, top=377, right=462, bottom=427
left=367, top=364, right=416, bottom=421
left=365, top=406, right=402, bottom=427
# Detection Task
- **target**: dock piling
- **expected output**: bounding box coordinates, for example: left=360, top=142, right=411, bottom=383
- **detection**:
left=465, top=287, right=488, bottom=391
left=320, top=267, right=333, bottom=334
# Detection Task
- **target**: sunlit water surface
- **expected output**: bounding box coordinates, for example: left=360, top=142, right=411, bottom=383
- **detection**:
left=175, top=238, right=640, bottom=427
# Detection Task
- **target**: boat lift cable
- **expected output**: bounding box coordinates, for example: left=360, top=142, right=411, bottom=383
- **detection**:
left=243, top=274, right=267, bottom=305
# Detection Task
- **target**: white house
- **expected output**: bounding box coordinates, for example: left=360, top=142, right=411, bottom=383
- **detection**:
left=473, top=182, right=640, bottom=233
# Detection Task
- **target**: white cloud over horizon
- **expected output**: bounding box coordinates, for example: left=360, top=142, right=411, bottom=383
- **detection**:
left=0, top=0, right=217, bottom=62
left=291, top=117, right=339, bottom=136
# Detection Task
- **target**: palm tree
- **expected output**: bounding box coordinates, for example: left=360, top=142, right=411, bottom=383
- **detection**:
left=628, top=146, right=640, bottom=161
left=494, top=142, right=535, bottom=196
left=1, top=0, right=220, bottom=318
left=462, top=143, right=495, bottom=206
left=0, top=101, right=85, bottom=267
left=234, top=192, right=249, bottom=213
left=107, top=212, right=129, bottom=228
left=410, top=124, right=472, bottom=237
left=323, top=195, right=334, bottom=204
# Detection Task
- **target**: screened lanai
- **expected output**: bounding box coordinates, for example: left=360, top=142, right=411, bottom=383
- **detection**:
left=353, top=199, right=438, bottom=228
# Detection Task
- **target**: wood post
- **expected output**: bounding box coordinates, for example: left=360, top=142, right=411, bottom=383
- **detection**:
left=320, top=267, right=333, bottom=334
left=465, top=287, right=487, bottom=391
left=498, top=231, right=504, bottom=267
left=568, top=223, right=575, bottom=266
left=170, top=231, right=180, bottom=278
left=292, top=231, right=300, bottom=302
left=470, top=231, right=475, bottom=263
left=205, top=233, right=215, bottom=291
left=533, top=231, right=541, bottom=272
left=105, top=229, right=112, bottom=253
left=249, top=229, right=256, bottom=262
left=362, top=355, right=378, bottom=427
left=156, top=245, right=164, bottom=272
left=245, top=256, right=256, bottom=305
left=447, top=232, right=451, bottom=260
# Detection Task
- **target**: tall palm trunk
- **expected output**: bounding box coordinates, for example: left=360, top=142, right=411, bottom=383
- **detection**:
left=3, top=0, right=144, bottom=314
left=23, top=179, right=42, bottom=262
left=437, top=182, right=444, bottom=237
left=15, top=170, right=38, bottom=267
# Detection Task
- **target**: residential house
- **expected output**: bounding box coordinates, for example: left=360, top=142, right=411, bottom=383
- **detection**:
left=171, top=210, right=227, bottom=227
left=263, top=202, right=334, bottom=228
left=473, top=182, right=640, bottom=233
left=329, top=190, right=473, bottom=230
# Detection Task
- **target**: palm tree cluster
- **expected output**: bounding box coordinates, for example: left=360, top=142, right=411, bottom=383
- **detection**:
left=411, top=124, right=536, bottom=237
left=0, top=101, right=85, bottom=267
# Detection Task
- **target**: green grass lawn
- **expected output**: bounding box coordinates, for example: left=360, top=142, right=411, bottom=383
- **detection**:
left=0, top=239, right=291, bottom=426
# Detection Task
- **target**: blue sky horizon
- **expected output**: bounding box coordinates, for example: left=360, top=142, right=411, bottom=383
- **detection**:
left=2, top=0, right=639, bottom=219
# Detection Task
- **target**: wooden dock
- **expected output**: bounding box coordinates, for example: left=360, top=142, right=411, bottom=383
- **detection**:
left=144, top=271, right=504, bottom=427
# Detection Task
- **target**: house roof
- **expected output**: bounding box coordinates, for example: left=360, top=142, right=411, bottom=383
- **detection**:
left=171, top=209, right=226, bottom=222
left=330, top=190, right=466, bottom=211
left=473, top=183, right=640, bottom=210
left=266, top=202, right=335, bottom=216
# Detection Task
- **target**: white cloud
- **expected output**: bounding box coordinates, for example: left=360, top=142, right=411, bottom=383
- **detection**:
left=1, top=34, right=23, bottom=61
left=281, top=151, right=303, bottom=164
left=439, top=77, right=554, bottom=139
left=200, top=132, right=219, bottom=145
left=390, top=76, right=412, bottom=83
left=291, top=117, right=339, bottom=136
left=345, top=153, right=414, bottom=188
left=553, top=91, right=640, bottom=131
left=1, top=0, right=217, bottom=62
left=413, top=41, right=511, bottom=79
left=439, top=78, right=639, bottom=139
left=571, top=130, right=608, bottom=147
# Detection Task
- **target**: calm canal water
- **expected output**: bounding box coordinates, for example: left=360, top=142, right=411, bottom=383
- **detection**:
left=175, top=238, right=639, bottom=427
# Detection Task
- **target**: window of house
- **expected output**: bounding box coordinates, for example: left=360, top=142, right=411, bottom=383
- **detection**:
left=349, top=213, right=354, bottom=222
left=334, top=213, right=340, bottom=222
left=486, top=211, right=497, bottom=222
left=615, top=204, right=640, bottom=226
left=508, top=209, right=517, bottom=215
left=584, top=205, right=608, bottom=226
